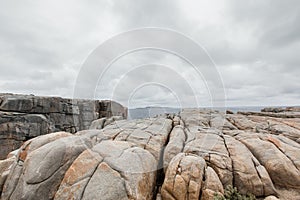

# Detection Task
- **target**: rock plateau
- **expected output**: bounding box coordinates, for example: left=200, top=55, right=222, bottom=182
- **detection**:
left=0, top=101, right=300, bottom=200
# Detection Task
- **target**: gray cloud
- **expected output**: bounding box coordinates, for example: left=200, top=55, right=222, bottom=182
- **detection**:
left=0, top=0, right=299, bottom=107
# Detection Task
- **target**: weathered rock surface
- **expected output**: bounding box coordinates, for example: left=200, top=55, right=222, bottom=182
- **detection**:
left=162, top=108, right=300, bottom=199
left=200, top=166, right=224, bottom=200
left=0, top=94, right=127, bottom=159
left=161, top=153, right=206, bottom=200
left=0, top=106, right=300, bottom=199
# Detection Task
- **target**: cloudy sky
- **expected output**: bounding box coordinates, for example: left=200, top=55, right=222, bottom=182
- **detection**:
left=0, top=0, right=299, bottom=108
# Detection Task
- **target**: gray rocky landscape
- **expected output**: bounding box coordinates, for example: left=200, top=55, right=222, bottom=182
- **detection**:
left=0, top=95, right=300, bottom=199
left=0, top=94, right=127, bottom=160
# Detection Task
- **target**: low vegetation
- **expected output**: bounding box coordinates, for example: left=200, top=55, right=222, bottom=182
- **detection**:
left=214, top=185, right=256, bottom=200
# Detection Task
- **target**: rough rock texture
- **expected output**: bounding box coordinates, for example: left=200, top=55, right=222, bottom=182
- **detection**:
left=1, top=117, right=172, bottom=200
left=200, top=166, right=224, bottom=200
left=0, top=94, right=127, bottom=159
left=162, top=108, right=300, bottom=200
left=1, top=107, right=300, bottom=199
left=161, top=153, right=206, bottom=200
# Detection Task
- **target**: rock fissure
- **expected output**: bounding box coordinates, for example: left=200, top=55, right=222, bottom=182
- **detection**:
left=268, top=140, right=300, bottom=171
left=153, top=118, right=176, bottom=199
left=251, top=158, right=267, bottom=196
left=221, top=135, right=234, bottom=187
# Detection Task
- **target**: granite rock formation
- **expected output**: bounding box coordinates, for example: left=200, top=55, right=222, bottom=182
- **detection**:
left=0, top=107, right=300, bottom=200
left=0, top=94, right=127, bottom=159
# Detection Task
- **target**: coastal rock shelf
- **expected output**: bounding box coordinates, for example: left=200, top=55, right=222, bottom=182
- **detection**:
left=0, top=94, right=127, bottom=159
left=0, top=107, right=300, bottom=199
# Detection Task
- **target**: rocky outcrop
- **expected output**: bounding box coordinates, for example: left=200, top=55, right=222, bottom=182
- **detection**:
left=0, top=107, right=300, bottom=199
left=239, top=106, right=300, bottom=118
left=261, top=107, right=300, bottom=113
left=0, top=94, right=127, bottom=159
left=0, top=117, right=172, bottom=200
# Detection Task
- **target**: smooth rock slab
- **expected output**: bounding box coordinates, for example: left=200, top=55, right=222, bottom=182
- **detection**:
left=163, top=125, right=186, bottom=170
left=81, top=162, right=128, bottom=200
left=237, top=133, right=300, bottom=189
left=1, top=136, right=92, bottom=200
left=224, top=135, right=276, bottom=196
left=54, top=150, right=103, bottom=200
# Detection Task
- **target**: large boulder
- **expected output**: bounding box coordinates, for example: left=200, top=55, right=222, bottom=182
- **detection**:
left=161, top=153, right=206, bottom=200
left=1, top=134, right=91, bottom=200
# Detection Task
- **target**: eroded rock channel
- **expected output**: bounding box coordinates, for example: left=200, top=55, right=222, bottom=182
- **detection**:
left=1, top=106, right=300, bottom=199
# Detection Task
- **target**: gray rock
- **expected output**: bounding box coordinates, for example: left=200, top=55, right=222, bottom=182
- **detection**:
left=89, top=117, right=106, bottom=129
left=163, top=125, right=185, bottom=170
left=0, top=94, right=127, bottom=159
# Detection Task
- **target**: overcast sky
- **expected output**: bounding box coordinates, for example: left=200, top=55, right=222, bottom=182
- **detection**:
left=0, top=0, right=299, bottom=108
